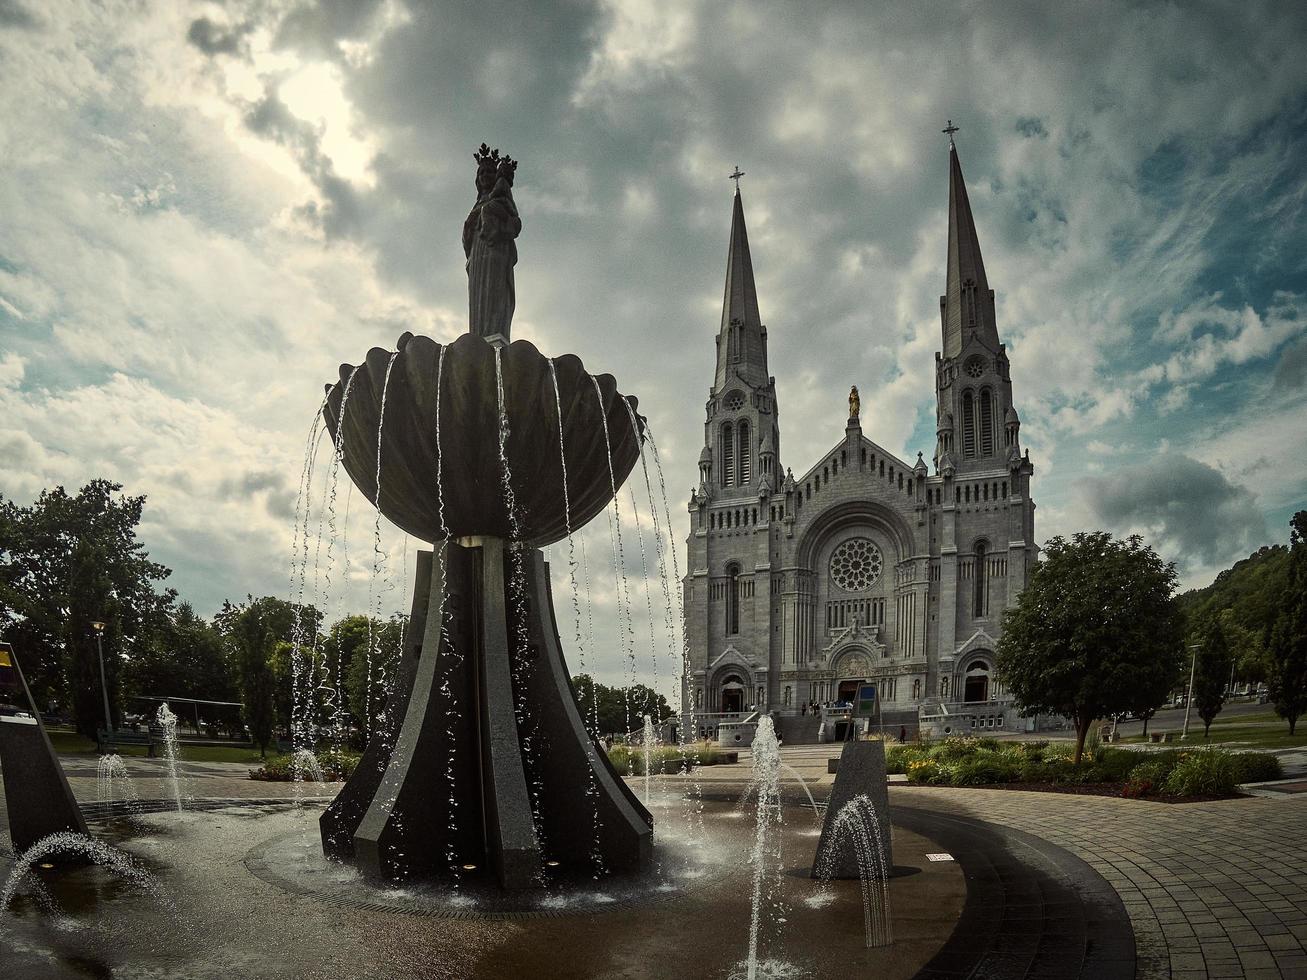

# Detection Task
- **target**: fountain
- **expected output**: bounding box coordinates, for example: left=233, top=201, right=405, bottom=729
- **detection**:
left=744, top=716, right=784, bottom=980
left=97, top=754, right=137, bottom=808
left=0, top=641, right=90, bottom=852
left=641, top=714, right=656, bottom=803
left=318, top=145, right=652, bottom=889
left=0, top=831, right=164, bottom=915
left=156, top=702, right=184, bottom=813
left=814, top=796, right=893, bottom=948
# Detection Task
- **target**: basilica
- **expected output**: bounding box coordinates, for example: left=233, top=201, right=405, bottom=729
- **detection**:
left=682, top=141, right=1037, bottom=742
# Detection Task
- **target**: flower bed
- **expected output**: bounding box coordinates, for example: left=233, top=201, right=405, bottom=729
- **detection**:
left=248, top=748, right=361, bottom=781
left=888, top=736, right=1280, bottom=801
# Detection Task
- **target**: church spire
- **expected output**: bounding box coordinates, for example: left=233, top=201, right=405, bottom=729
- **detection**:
left=715, top=182, right=768, bottom=389
left=940, top=141, right=998, bottom=359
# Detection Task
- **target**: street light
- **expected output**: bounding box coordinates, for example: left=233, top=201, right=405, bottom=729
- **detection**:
left=1181, top=641, right=1201, bottom=741
left=90, top=620, right=113, bottom=747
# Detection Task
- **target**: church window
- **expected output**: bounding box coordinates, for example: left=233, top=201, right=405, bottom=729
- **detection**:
left=752, top=507, right=758, bottom=524
left=974, top=541, right=988, bottom=617
left=829, top=538, right=883, bottom=592
left=980, top=390, right=995, bottom=456
left=727, top=563, right=741, bottom=635
left=724, top=390, right=745, bottom=411
left=982, top=483, right=988, bottom=501
left=879, top=460, right=884, bottom=476
left=888, top=466, right=893, bottom=483
left=962, top=390, right=977, bottom=458
left=806, top=483, right=811, bottom=500
left=738, top=420, right=751, bottom=486
left=964, top=485, right=970, bottom=503
left=1002, top=481, right=1008, bottom=498
left=965, top=356, right=985, bottom=378
left=861, top=449, right=866, bottom=466
left=898, top=473, right=903, bottom=490
left=722, top=423, right=735, bottom=486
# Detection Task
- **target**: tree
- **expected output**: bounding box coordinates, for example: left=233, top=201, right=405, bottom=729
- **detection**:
left=125, top=602, right=235, bottom=706
left=1191, top=613, right=1233, bottom=738
left=343, top=614, right=406, bottom=743
left=217, top=596, right=323, bottom=756
left=0, top=481, right=175, bottom=738
left=1266, top=512, right=1307, bottom=735
left=996, top=532, right=1184, bottom=764
left=215, top=594, right=323, bottom=747
left=572, top=675, right=672, bottom=739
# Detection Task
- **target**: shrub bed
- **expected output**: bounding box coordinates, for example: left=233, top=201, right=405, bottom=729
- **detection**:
left=891, top=736, right=1278, bottom=800
left=606, top=741, right=726, bottom=776
left=248, top=748, right=361, bottom=781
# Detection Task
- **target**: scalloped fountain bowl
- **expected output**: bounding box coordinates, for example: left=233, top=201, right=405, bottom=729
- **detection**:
left=322, top=332, right=644, bottom=547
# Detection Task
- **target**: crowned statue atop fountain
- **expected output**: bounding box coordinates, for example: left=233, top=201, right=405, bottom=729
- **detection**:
left=463, top=144, right=522, bottom=344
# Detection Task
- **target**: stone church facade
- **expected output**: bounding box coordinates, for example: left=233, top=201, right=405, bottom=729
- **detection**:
left=683, top=144, right=1037, bottom=740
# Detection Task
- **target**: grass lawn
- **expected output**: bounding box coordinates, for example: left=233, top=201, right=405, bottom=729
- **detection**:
left=1125, top=712, right=1307, bottom=750
left=46, top=728, right=267, bottom=764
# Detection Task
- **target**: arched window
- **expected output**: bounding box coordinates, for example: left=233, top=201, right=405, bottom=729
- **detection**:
left=738, top=420, right=751, bottom=487
left=974, top=541, right=988, bottom=617
left=727, top=563, right=741, bottom=635
left=721, top=422, right=735, bottom=487
left=980, top=389, right=995, bottom=456
left=962, top=390, right=976, bottom=458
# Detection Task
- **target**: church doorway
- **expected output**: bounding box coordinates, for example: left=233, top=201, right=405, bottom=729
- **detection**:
left=837, top=679, right=861, bottom=704
left=963, top=659, right=991, bottom=703
left=719, top=674, right=746, bottom=713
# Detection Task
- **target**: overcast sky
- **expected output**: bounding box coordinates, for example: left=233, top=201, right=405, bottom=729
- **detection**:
left=2, top=1, right=1305, bottom=692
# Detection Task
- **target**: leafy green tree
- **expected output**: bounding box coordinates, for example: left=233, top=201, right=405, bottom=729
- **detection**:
left=1191, top=613, right=1233, bottom=737
left=217, top=596, right=323, bottom=756
left=125, top=602, right=234, bottom=704
left=1266, top=512, right=1307, bottom=735
left=0, top=481, right=175, bottom=738
left=571, top=674, right=672, bottom=739
left=996, top=532, right=1184, bottom=763
left=343, top=614, right=406, bottom=743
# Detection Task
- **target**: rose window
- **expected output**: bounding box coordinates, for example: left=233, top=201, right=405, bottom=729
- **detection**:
left=964, top=357, right=986, bottom=378
left=724, top=390, right=745, bottom=411
left=829, top=537, right=883, bottom=592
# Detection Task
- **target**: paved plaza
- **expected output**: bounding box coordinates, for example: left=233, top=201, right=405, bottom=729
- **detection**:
left=3, top=746, right=1306, bottom=978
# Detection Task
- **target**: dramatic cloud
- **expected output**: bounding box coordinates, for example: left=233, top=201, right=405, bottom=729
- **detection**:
left=3, top=0, right=1307, bottom=691
left=1078, top=454, right=1268, bottom=573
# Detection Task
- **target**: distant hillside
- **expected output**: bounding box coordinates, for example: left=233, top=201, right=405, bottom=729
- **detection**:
left=1178, top=544, right=1290, bottom=633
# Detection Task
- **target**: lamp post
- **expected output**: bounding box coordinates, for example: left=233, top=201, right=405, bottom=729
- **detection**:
left=90, top=621, right=113, bottom=746
left=1181, top=641, right=1201, bottom=741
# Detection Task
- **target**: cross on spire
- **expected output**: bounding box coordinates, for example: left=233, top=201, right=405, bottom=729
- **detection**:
left=729, top=165, right=745, bottom=191
left=942, top=119, right=959, bottom=147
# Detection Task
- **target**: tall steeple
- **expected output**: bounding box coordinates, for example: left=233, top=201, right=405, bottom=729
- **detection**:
left=940, top=143, right=998, bottom=359
left=695, top=176, right=780, bottom=504
left=715, top=186, right=769, bottom=389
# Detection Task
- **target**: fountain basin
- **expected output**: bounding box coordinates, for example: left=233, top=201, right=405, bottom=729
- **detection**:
left=322, top=332, right=644, bottom=546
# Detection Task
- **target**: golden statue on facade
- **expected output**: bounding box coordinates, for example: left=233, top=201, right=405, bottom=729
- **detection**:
left=848, top=385, right=860, bottom=418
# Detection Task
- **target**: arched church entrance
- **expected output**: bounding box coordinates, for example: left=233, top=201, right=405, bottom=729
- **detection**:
left=963, top=657, right=992, bottom=703
left=833, top=649, right=873, bottom=705
left=719, top=674, right=746, bottom=713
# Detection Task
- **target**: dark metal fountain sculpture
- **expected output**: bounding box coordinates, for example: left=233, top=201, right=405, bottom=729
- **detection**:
left=319, top=146, right=653, bottom=890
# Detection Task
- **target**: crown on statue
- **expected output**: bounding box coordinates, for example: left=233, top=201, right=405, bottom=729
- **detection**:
left=474, top=143, right=517, bottom=182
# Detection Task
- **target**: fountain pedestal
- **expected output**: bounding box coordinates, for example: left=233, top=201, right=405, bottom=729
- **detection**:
left=812, top=739, right=894, bottom=877
left=321, top=539, right=652, bottom=889
left=0, top=643, right=90, bottom=853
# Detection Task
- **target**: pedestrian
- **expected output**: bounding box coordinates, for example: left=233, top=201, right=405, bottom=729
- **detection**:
left=899, top=724, right=907, bottom=743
